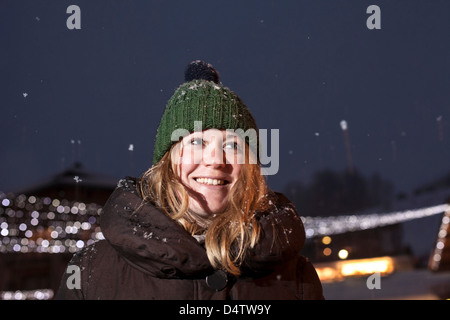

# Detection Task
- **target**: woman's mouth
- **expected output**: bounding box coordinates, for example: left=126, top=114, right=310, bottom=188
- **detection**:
left=194, top=177, right=228, bottom=186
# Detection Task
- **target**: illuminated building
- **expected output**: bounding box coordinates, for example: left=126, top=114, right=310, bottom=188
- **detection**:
left=0, top=163, right=116, bottom=299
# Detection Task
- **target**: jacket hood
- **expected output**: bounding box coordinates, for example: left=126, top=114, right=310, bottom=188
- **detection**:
left=100, top=178, right=305, bottom=279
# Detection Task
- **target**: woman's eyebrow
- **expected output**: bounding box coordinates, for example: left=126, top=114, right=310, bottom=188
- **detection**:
left=225, top=132, right=239, bottom=139
left=183, top=132, right=202, bottom=140
left=225, top=134, right=242, bottom=142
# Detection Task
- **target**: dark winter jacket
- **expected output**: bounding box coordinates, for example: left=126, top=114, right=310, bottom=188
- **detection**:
left=55, top=178, right=324, bottom=300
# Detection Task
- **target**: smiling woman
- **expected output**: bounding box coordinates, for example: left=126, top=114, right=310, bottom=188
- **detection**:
left=140, top=128, right=267, bottom=275
left=174, top=130, right=247, bottom=216
left=55, top=60, right=324, bottom=300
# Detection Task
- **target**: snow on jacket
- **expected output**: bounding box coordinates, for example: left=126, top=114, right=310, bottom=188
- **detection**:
left=55, top=178, right=324, bottom=300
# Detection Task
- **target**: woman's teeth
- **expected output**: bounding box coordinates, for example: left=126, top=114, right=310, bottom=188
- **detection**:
left=195, top=178, right=225, bottom=185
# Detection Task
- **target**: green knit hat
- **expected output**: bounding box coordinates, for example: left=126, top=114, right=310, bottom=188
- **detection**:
left=152, top=60, right=258, bottom=165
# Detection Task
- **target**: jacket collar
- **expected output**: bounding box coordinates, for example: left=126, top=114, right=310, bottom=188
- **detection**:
left=100, top=178, right=305, bottom=279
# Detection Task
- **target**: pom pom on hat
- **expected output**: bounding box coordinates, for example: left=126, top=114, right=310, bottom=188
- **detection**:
left=184, top=60, right=220, bottom=84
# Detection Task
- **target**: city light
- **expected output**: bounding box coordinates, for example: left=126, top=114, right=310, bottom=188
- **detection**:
left=338, top=249, right=349, bottom=260
left=321, top=236, right=332, bottom=245
left=315, top=256, right=395, bottom=282
left=340, top=257, right=394, bottom=276
left=429, top=208, right=450, bottom=271
left=302, top=203, right=450, bottom=238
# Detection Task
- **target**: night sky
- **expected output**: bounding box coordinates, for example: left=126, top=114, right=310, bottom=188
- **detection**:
left=1, top=0, right=450, bottom=199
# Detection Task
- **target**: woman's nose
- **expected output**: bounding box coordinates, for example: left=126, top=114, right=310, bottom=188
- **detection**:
left=204, top=144, right=225, bottom=168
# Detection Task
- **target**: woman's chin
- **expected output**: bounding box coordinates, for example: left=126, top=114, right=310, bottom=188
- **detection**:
left=189, top=200, right=228, bottom=217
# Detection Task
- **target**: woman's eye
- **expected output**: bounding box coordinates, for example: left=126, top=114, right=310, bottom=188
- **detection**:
left=224, top=141, right=241, bottom=151
left=190, top=137, right=204, bottom=146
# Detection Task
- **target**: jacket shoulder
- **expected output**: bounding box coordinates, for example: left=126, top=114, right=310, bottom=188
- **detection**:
left=273, top=191, right=292, bottom=204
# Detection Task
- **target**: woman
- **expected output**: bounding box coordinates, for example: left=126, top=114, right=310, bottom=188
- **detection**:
left=56, top=60, right=323, bottom=300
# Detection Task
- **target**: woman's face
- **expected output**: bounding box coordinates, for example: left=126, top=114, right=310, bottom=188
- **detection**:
left=172, top=129, right=246, bottom=218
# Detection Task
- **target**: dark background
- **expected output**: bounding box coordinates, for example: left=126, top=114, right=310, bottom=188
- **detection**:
left=1, top=0, right=449, bottom=210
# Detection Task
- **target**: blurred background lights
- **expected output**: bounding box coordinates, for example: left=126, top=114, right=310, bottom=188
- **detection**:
left=322, top=236, right=332, bottom=245
left=0, top=193, right=103, bottom=254
left=303, top=204, right=449, bottom=238
left=1, top=289, right=54, bottom=300
left=338, top=249, right=349, bottom=260
left=341, top=257, right=393, bottom=276
left=1, top=192, right=449, bottom=255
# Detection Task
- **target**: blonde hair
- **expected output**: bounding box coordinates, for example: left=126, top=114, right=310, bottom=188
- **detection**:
left=138, top=143, right=270, bottom=276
